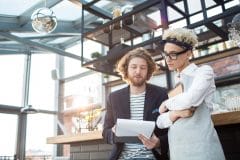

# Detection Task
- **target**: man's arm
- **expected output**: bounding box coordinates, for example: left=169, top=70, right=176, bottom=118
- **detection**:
left=102, top=94, right=115, bottom=144
left=138, top=133, right=169, bottom=159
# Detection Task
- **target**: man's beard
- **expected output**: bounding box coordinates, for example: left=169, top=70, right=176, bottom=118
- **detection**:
left=128, top=75, right=147, bottom=87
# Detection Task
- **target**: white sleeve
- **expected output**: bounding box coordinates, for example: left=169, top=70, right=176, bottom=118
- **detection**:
left=156, top=112, right=173, bottom=129
left=165, top=65, right=215, bottom=110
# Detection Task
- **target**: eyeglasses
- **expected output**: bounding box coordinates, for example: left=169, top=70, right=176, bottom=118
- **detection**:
left=161, top=48, right=189, bottom=60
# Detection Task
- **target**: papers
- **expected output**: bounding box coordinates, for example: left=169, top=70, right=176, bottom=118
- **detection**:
left=115, top=118, right=155, bottom=139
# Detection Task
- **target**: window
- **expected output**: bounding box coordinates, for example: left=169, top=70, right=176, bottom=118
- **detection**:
left=0, top=114, right=18, bottom=157
left=28, top=54, right=57, bottom=111
left=26, top=113, right=56, bottom=158
left=0, top=55, right=25, bottom=106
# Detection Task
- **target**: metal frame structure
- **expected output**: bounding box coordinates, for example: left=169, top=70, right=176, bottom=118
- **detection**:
left=81, top=1, right=238, bottom=59
left=0, top=0, right=240, bottom=159
left=80, top=0, right=240, bottom=88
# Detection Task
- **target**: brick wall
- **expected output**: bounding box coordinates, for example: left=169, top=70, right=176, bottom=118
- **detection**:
left=207, top=54, right=240, bottom=77
left=70, top=140, right=112, bottom=160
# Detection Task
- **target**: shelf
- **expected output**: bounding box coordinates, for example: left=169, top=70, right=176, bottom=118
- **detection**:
left=83, top=0, right=161, bottom=47
left=85, top=12, right=158, bottom=47
left=82, top=37, right=162, bottom=76
left=83, top=43, right=130, bottom=76
left=81, top=0, right=240, bottom=76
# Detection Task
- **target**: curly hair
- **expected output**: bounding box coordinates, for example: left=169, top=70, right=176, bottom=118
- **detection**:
left=162, top=28, right=198, bottom=48
left=116, top=47, right=156, bottom=83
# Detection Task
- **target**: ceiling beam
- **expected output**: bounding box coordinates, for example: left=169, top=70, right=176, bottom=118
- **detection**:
left=188, top=5, right=240, bottom=29
left=84, top=0, right=101, bottom=8
left=166, top=1, right=187, bottom=17
left=70, top=0, right=112, bottom=19
left=59, top=36, right=82, bottom=49
left=0, top=49, right=26, bottom=55
left=0, top=33, right=81, bottom=42
left=84, top=5, right=111, bottom=19
left=0, top=44, right=30, bottom=50
left=0, top=104, right=20, bottom=114
left=0, top=32, right=84, bottom=61
left=205, top=22, right=228, bottom=40
left=72, top=0, right=122, bottom=29
left=213, top=0, right=224, bottom=5
left=0, top=19, right=82, bottom=33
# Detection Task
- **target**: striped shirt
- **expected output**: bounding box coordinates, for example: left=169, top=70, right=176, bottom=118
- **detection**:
left=119, top=92, right=156, bottom=160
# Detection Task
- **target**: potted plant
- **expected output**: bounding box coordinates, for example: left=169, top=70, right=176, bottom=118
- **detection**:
left=103, top=74, right=109, bottom=83
left=91, top=51, right=102, bottom=59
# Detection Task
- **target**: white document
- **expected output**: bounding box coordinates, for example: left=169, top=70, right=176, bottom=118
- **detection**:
left=115, top=118, right=155, bottom=138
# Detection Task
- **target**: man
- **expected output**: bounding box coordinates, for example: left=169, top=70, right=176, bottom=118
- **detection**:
left=102, top=47, right=193, bottom=160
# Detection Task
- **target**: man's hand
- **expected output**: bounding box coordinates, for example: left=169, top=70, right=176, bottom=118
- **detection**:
left=169, top=108, right=195, bottom=122
left=138, top=133, right=160, bottom=150
left=159, top=101, right=168, bottom=113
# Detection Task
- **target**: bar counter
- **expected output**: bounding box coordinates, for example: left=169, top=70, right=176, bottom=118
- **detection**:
left=47, top=111, right=240, bottom=144
left=47, top=111, right=240, bottom=160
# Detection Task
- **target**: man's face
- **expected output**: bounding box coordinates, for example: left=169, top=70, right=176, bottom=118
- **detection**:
left=127, top=57, right=148, bottom=87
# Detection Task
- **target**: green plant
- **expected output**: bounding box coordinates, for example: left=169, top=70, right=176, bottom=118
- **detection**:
left=103, top=74, right=109, bottom=79
left=91, top=52, right=102, bottom=59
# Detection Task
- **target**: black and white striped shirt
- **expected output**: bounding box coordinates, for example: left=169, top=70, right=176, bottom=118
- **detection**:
left=119, top=92, right=156, bottom=160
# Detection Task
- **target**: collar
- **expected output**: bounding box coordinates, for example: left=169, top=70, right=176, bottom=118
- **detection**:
left=179, top=63, right=198, bottom=77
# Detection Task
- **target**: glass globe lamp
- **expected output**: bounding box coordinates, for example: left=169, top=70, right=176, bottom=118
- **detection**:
left=31, top=7, right=57, bottom=34
left=228, top=13, right=240, bottom=47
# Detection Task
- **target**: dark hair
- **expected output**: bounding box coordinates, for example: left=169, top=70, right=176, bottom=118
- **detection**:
left=116, top=47, right=156, bottom=83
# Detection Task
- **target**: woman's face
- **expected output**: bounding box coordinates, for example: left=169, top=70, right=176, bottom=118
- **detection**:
left=163, top=43, right=192, bottom=72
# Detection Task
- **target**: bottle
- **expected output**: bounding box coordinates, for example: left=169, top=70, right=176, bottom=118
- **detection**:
left=112, top=6, right=122, bottom=30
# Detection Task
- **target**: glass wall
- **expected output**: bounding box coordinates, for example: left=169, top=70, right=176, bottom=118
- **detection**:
left=28, top=53, right=57, bottom=111
left=0, top=53, right=58, bottom=159
left=65, top=45, right=89, bottom=78
left=63, top=73, right=102, bottom=134
left=26, top=113, right=56, bottom=159
left=0, top=55, right=25, bottom=106
left=0, top=114, right=18, bottom=157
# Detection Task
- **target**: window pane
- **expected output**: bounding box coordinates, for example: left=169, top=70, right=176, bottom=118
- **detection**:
left=187, top=0, right=202, bottom=14
left=0, top=114, right=18, bottom=156
left=0, top=55, right=25, bottom=106
left=26, top=113, right=56, bottom=158
left=28, top=54, right=56, bottom=111
left=63, top=73, right=102, bottom=134
left=64, top=73, right=102, bottom=105
left=63, top=56, right=88, bottom=78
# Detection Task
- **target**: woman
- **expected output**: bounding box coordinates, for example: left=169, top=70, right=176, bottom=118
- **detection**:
left=156, top=28, right=225, bottom=160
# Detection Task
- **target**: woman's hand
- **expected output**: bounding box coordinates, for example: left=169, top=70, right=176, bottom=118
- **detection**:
left=169, top=108, right=195, bottom=122
left=138, top=133, right=160, bottom=150
left=159, top=101, right=168, bottom=114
